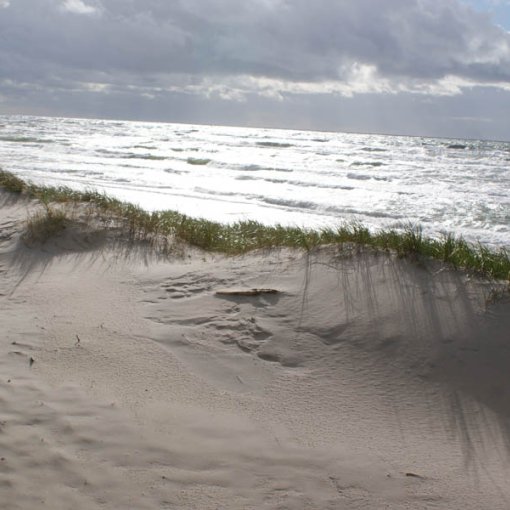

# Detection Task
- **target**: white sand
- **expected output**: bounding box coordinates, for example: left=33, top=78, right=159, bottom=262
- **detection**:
left=1, top=191, right=510, bottom=509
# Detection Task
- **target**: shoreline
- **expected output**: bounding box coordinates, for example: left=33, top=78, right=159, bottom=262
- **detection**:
left=1, top=116, right=508, bottom=249
left=1, top=188, right=510, bottom=508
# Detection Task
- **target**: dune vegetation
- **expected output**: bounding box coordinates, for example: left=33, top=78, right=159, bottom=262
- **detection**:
left=1, top=169, right=509, bottom=281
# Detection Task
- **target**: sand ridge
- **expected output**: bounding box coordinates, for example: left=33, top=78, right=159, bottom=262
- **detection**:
left=1, top=192, right=510, bottom=509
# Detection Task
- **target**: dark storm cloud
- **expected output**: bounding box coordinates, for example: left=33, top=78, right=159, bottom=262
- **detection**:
left=1, top=0, right=510, bottom=86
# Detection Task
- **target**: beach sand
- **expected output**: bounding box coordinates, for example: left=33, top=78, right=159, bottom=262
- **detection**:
left=1, top=190, right=510, bottom=509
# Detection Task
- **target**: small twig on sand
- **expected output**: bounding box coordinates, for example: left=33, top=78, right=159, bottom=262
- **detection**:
left=215, top=288, right=279, bottom=297
left=405, top=472, right=424, bottom=479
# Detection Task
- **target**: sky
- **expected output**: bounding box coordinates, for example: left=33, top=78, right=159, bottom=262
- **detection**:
left=1, top=0, right=510, bottom=140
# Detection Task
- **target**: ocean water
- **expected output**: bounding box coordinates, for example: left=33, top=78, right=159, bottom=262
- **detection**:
left=0, top=115, right=509, bottom=248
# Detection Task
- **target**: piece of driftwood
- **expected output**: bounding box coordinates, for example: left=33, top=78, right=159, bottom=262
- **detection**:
left=215, top=288, right=279, bottom=296
left=405, top=472, right=424, bottom=479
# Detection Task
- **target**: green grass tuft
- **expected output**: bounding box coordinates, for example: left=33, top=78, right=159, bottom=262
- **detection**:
left=24, top=206, right=68, bottom=243
left=0, top=169, right=25, bottom=193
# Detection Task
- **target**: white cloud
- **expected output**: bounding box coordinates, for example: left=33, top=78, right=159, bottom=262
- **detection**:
left=60, top=0, right=98, bottom=15
left=82, top=81, right=110, bottom=92
left=0, top=0, right=10, bottom=8
left=159, top=69, right=485, bottom=103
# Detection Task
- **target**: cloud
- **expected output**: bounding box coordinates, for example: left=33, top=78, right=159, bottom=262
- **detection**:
left=1, top=0, right=510, bottom=138
left=60, top=0, right=99, bottom=15
left=2, top=0, right=510, bottom=92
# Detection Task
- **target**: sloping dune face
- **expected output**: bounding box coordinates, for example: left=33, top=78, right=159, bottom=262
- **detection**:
left=1, top=193, right=510, bottom=509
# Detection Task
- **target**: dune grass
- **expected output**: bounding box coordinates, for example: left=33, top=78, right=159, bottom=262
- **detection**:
left=1, top=169, right=509, bottom=281
left=24, top=205, right=68, bottom=243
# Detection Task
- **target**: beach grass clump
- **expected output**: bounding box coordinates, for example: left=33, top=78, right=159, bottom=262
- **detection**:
left=1, top=169, right=509, bottom=281
left=24, top=206, right=68, bottom=243
left=0, top=169, right=25, bottom=193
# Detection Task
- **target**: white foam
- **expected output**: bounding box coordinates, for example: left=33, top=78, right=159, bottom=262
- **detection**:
left=1, top=115, right=508, bottom=247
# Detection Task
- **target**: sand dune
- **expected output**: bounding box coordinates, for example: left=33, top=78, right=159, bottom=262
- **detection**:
left=1, top=191, right=510, bottom=509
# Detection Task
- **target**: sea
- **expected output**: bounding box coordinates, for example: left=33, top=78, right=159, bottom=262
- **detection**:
left=0, top=115, right=508, bottom=248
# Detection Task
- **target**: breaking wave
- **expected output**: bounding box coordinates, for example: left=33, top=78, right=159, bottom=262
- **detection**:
left=256, top=141, right=294, bottom=148
left=1, top=114, right=508, bottom=247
